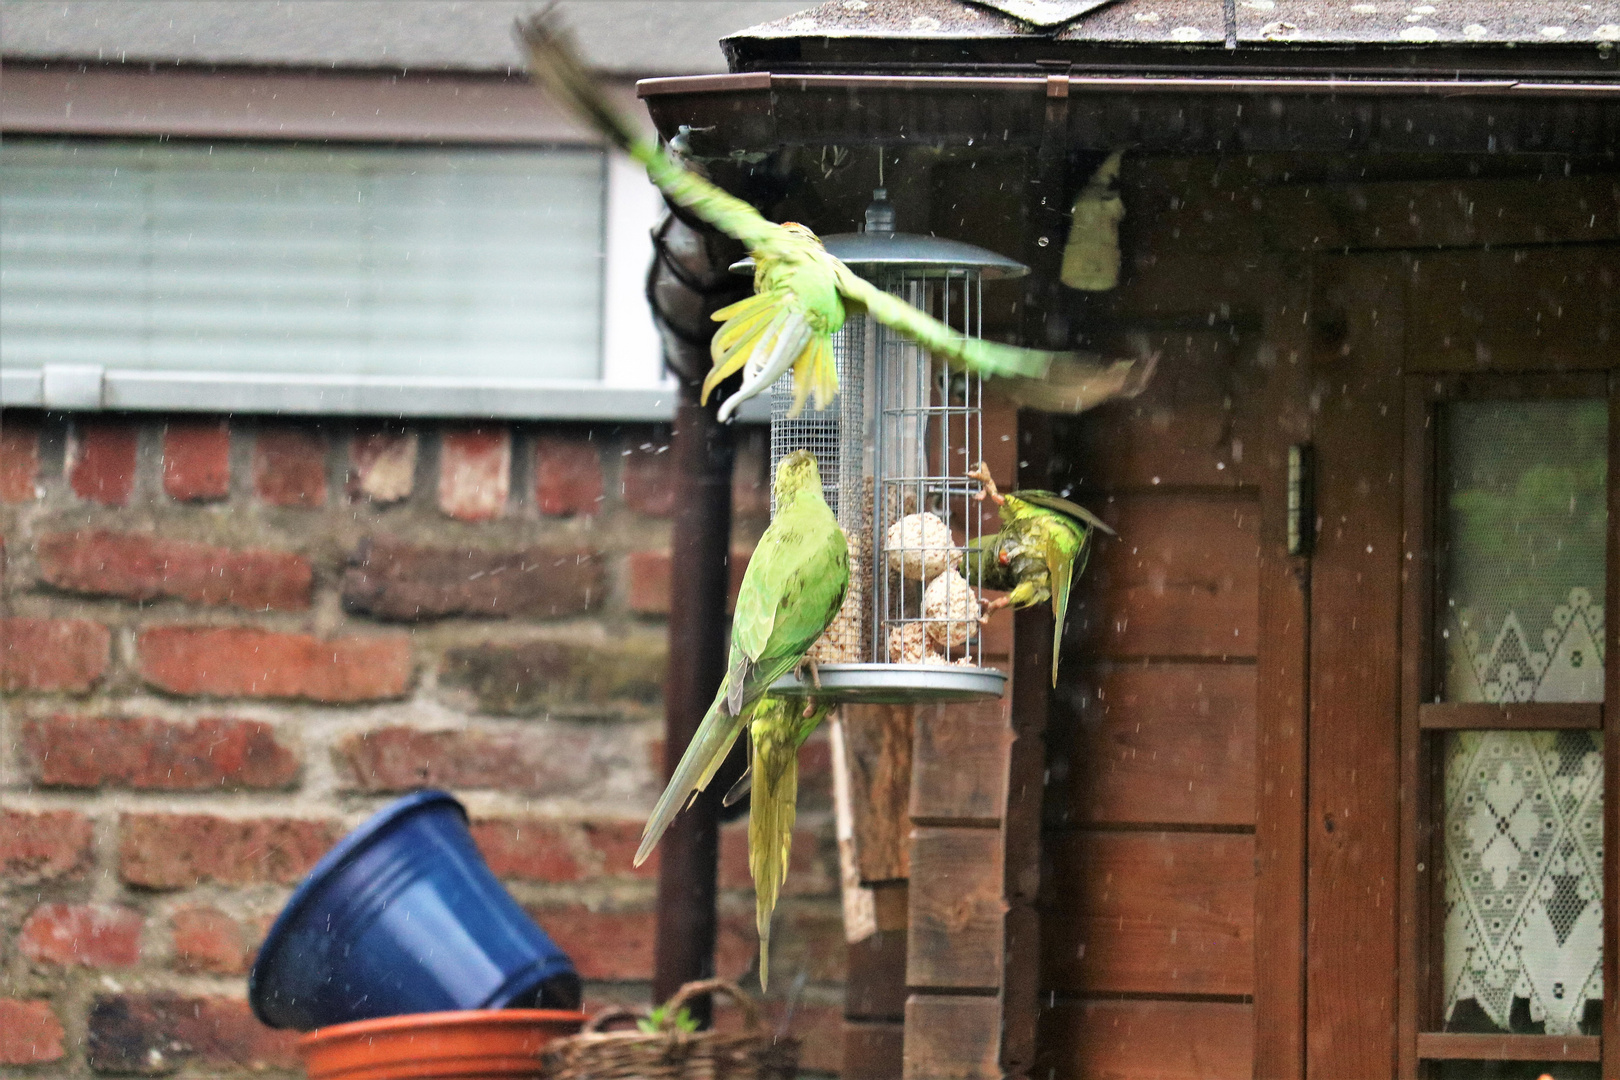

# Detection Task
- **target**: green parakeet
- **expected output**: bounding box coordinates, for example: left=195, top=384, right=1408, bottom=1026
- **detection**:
left=518, top=15, right=1151, bottom=422
left=746, top=695, right=831, bottom=988
left=967, top=463, right=1113, bottom=686
left=634, top=449, right=849, bottom=867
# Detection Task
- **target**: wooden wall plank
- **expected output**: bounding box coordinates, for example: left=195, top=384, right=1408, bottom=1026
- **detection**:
left=847, top=929, right=909, bottom=1020
left=904, top=994, right=1002, bottom=1080
left=1259, top=174, right=1620, bottom=252
left=1042, top=831, right=1255, bottom=996
left=1051, top=662, right=1257, bottom=828
left=1073, top=494, right=1260, bottom=660
left=1305, top=255, right=1404, bottom=1077
left=1037, top=999, right=1255, bottom=1080
left=1405, top=245, right=1618, bottom=373
left=1252, top=260, right=1314, bottom=1080
left=910, top=699, right=1011, bottom=825
left=844, top=704, right=914, bottom=882
left=907, top=827, right=1005, bottom=990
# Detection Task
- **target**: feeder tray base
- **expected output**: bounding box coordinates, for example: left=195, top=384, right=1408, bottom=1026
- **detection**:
left=769, top=663, right=1006, bottom=704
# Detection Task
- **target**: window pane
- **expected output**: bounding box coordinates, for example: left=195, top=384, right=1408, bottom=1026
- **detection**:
left=0, top=138, right=605, bottom=382
left=1443, top=399, right=1607, bottom=704
left=1435, top=1062, right=1600, bottom=1080
left=1443, top=730, right=1604, bottom=1036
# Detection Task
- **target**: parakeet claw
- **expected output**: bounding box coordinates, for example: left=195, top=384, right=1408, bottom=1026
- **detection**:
left=980, top=595, right=1011, bottom=622
left=968, top=462, right=1005, bottom=506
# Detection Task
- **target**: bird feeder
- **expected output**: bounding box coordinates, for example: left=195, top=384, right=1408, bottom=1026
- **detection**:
left=758, top=190, right=1028, bottom=704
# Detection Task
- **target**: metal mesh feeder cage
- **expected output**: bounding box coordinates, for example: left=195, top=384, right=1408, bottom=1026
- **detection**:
left=749, top=199, right=1028, bottom=705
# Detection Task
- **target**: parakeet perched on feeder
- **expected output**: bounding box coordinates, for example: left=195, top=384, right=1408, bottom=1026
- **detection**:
left=745, top=695, right=831, bottom=988
left=967, top=463, right=1113, bottom=686
left=634, top=449, right=848, bottom=869
left=519, top=14, right=1151, bottom=422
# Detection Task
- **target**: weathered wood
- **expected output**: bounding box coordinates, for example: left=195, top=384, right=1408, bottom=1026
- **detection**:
left=1306, top=254, right=1404, bottom=1077
left=903, top=994, right=1002, bottom=1080
left=1260, top=174, right=1620, bottom=252
left=1038, top=999, right=1255, bottom=1080
left=909, top=700, right=1010, bottom=826
left=843, top=704, right=914, bottom=882
left=1414, top=1032, right=1601, bottom=1062
left=846, top=929, right=908, bottom=1021
left=1072, top=494, right=1261, bottom=660
left=999, top=903, right=1040, bottom=1077
left=1052, top=662, right=1257, bottom=828
left=1042, top=831, right=1255, bottom=996
left=843, top=1020, right=905, bottom=1080
left=1405, top=246, right=1618, bottom=373
left=1417, top=701, right=1602, bottom=729
left=907, top=827, right=1005, bottom=990
left=1253, top=257, right=1313, bottom=1080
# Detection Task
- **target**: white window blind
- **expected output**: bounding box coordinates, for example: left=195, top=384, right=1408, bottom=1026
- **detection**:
left=0, top=137, right=649, bottom=417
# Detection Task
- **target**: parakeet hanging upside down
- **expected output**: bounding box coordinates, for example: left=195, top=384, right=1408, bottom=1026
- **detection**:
left=745, top=695, right=831, bottom=988
left=634, top=449, right=848, bottom=869
left=966, top=463, right=1113, bottom=686
left=519, top=14, right=1149, bottom=422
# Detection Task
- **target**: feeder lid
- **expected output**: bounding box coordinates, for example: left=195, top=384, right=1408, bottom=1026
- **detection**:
left=730, top=232, right=1028, bottom=280
left=769, top=662, right=1008, bottom=704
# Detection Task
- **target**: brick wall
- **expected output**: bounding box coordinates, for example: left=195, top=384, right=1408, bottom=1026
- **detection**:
left=0, top=411, right=847, bottom=1078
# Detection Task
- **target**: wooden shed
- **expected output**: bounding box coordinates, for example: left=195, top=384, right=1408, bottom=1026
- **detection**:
left=637, top=2, right=1617, bottom=1076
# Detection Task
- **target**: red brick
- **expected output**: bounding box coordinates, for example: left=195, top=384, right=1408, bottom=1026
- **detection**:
left=470, top=819, right=585, bottom=882
left=0, top=999, right=65, bottom=1065
left=162, top=419, right=230, bottom=501
left=0, top=416, right=41, bottom=503
left=335, top=726, right=617, bottom=797
left=582, top=819, right=658, bottom=880
left=0, top=809, right=93, bottom=883
left=342, top=540, right=602, bottom=621
left=68, top=418, right=138, bottom=505
left=348, top=431, right=418, bottom=503
left=534, top=433, right=603, bottom=516
left=439, top=426, right=510, bottom=521
left=20, top=902, right=142, bottom=968
left=88, top=994, right=299, bottom=1074
left=620, top=436, right=674, bottom=516
left=253, top=426, right=327, bottom=507
left=21, top=714, right=299, bottom=790
left=733, top=428, right=771, bottom=519
left=120, top=812, right=336, bottom=888
left=531, top=907, right=656, bottom=981
left=138, top=625, right=411, bottom=702
left=626, top=547, right=752, bottom=616
left=1, top=617, right=110, bottom=692
left=38, top=529, right=312, bottom=611
left=170, top=906, right=249, bottom=975
left=438, top=637, right=662, bottom=717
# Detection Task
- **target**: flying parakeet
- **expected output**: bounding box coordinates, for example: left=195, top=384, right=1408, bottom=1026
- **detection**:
left=745, top=695, right=831, bottom=988
left=967, top=463, right=1113, bottom=686
left=635, top=449, right=849, bottom=868
left=519, top=14, right=1149, bottom=422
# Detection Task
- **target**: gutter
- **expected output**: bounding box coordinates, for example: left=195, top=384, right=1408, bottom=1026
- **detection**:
left=639, top=70, right=1620, bottom=99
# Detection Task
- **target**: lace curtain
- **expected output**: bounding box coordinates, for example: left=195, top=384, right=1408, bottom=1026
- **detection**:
left=1441, top=400, right=1605, bottom=1038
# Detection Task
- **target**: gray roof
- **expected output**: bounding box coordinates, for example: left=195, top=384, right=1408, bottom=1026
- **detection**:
left=0, top=1, right=812, bottom=74
left=732, top=0, right=1620, bottom=48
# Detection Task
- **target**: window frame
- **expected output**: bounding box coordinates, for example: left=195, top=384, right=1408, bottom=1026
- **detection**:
left=1399, top=370, right=1617, bottom=1075
left=0, top=62, right=757, bottom=422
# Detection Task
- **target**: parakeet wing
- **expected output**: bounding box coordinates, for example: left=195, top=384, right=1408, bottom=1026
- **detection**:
left=518, top=13, right=784, bottom=252
left=1016, top=490, right=1116, bottom=535
left=988, top=349, right=1158, bottom=415
left=832, top=264, right=1053, bottom=380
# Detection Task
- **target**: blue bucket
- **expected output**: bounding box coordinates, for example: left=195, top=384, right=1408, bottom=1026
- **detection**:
left=250, top=790, right=580, bottom=1031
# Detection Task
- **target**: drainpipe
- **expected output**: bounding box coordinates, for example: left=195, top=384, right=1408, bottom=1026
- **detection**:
left=645, top=200, right=751, bottom=1019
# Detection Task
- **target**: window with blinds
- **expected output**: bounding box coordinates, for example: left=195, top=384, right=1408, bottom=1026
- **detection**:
left=0, top=137, right=613, bottom=414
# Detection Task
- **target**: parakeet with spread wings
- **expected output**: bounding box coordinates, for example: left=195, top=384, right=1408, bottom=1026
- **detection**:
left=518, top=12, right=1151, bottom=421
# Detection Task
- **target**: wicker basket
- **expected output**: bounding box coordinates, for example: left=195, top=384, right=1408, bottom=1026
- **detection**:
left=541, top=979, right=798, bottom=1080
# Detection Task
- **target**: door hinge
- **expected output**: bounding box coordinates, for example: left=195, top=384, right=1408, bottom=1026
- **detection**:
left=1287, top=443, right=1315, bottom=557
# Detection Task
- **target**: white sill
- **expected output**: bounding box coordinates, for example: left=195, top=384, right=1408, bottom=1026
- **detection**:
left=0, top=367, right=771, bottom=423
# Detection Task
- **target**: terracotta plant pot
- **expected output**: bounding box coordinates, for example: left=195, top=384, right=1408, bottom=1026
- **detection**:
left=298, top=1009, right=588, bottom=1080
